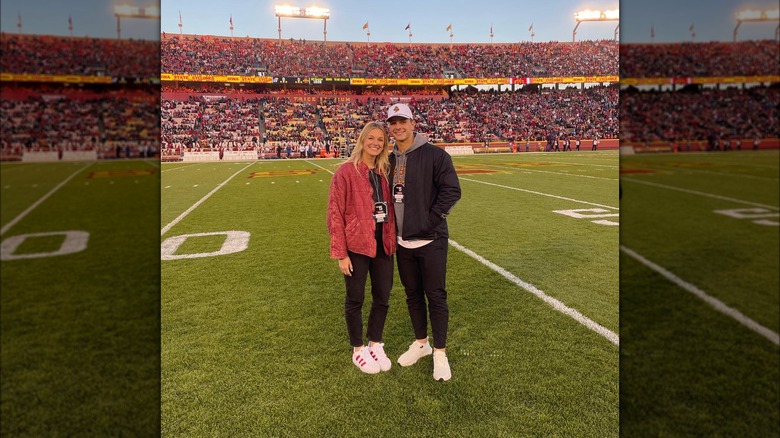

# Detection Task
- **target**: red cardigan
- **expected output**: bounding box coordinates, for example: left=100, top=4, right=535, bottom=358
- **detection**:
left=327, top=161, right=396, bottom=259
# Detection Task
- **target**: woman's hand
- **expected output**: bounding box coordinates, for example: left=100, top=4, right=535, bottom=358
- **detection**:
left=339, top=257, right=353, bottom=276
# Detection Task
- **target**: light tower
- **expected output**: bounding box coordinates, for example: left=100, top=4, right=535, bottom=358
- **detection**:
left=733, top=8, right=780, bottom=41
left=274, top=5, right=331, bottom=42
left=573, top=9, right=619, bottom=42
left=114, top=4, right=160, bottom=39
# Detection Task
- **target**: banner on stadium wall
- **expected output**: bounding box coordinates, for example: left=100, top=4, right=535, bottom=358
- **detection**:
left=511, top=75, right=619, bottom=85
left=160, top=73, right=274, bottom=83
left=349, top=77, right=509, bottom=86
left=1, top=72, right=112, bottom=84
left=621, top=75, right=779, bottom=85
left=309, top=77, right=350, bottom=84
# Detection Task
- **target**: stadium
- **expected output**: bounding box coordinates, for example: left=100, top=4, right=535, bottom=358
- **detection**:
left=0, top=2, right=777, bottom=436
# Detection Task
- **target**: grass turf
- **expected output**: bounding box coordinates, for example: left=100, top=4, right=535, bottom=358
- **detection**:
left=161, top=152, right=619, bottom=436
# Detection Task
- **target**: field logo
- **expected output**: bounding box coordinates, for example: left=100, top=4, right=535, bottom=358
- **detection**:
left=161, top=231, right=250, bottom=260
left=1, top=231, right=89, bottom=260
left=553, top=208, right=619, bottom=226
left=714, top=208, right=779, bottom=226
left=454, top=164, right=501, bottom=175
left=88, top=169, right=156, bottom=178
left=249, top=170, right=317, bottom=178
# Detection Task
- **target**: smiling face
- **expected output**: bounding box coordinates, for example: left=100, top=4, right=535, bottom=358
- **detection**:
left=387, top=116, right=415, bottom=147
left=361, top=127, right=386, bottom=161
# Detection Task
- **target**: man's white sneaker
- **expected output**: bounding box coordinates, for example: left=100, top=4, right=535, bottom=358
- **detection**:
left=397, top=340, right=433, bottom=366
left=369, top=342, right=392, bottom=371
left=433, top=350, right=451, bottom=381
left=353, top=346, right=381, bottom=374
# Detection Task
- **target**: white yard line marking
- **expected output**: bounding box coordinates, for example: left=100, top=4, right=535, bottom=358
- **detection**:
left=639, top=164, right=778, bottom=182
left=161, top=163, right=201, bottom=172
left=449, top=239, right=619, bottom=346
left=622, top=178, right=779, bottom=210
left=460, top=177, right=618, bottom=210
left=143, top=159, right=160, bottom=169
left=477, top=163, right=618, bottom=181
left=1, top=162, right=93, bottom=236
left=305, top=160, right=335, bottom=175
left=161, top=162, right=255, bottom=236
left=540, top=160, right=618, bottom=168
left=620, top=245, right=779, bottom=346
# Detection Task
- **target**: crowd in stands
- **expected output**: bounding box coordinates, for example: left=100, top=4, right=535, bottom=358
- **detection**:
left=620, top=40, right=779, bottom=78
left=161, top=85, right=618, bottom=156
left=161, top=36, right=618, bottom=78
left=1, top=85, right=160, bottom=158
left=619, top=85, right=779, bottom=144
left=1, top=34, right=159, bottom=79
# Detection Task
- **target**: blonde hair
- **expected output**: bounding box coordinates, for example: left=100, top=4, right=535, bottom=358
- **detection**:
left=345, top=121, right=391, bottom=179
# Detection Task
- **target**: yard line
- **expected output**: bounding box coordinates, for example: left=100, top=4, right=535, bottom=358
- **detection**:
left=161, top=163, right=202, bottom=172
left=306, top=160, right=334, bottom=175
left=476, top=164, right=618, bottom=181
left=637, top=164, right=779, bottom=182
left=622, top=178, right=779, bottom=210
left=450, top=239, right=619, bottom=346
left=539, top=160, right=618, bottom=168
left=620, top=245, right=780, bottom=346
left=142, top=159, right=160, bottom=169
left=161, top=162, right=255, bottom=236
left=1, top=162, right=93, bottom=236
left=460, top=177, right=619, bottom=210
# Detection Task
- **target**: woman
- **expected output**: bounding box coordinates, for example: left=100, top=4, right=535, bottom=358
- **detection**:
left=326, top=121, right=396, bottom=374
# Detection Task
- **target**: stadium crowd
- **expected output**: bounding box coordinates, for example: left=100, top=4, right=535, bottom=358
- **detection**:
left=161, top=36, right=618, bottom=78
left=1, top=85, right=160, bottom=158
left=619, top=85, right=779, bottom=144
left=160, top=85, right=618, bottom=155
left=620, top=40, right=779, bottom=78
left=1, top=34, right=159, bottom=79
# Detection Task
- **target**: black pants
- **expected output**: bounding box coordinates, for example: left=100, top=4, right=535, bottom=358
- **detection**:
left=396, top=237, right=449, bottom=349
left=344, top=245, right=394, bottom=347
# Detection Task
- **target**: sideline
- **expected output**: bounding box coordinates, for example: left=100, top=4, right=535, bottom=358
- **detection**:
left=161, top=161, right=255, bottom=236
left=460, top=177, right=619, bottom=210
left=450, top=239, right=619, bottom=346
left=620, top=245, right=779, bottom=346
left=1, top=162, right=93, bottom=236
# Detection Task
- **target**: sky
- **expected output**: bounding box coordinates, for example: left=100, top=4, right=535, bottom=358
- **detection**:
left=1, top=0, right=777, bottom=43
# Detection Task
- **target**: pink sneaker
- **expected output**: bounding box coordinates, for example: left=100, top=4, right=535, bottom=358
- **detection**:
left=369, top=342, right=392, bottom=371
left=352, top=346, right=380, bottom=374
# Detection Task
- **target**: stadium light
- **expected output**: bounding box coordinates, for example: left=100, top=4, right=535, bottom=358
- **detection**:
left=114, top=3, right=160, bottom=39
left=573, top=8, right=619, bottom=42
left=733, top=8, right=780, bottom=41
left=274, top=4, right=331, bottom=42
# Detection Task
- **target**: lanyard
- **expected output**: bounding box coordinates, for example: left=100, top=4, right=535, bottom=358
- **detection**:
left=369, top=170, right=383, bottom=203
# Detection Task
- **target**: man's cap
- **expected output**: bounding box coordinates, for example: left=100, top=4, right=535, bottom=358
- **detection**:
left=386, top=103, right=414, bottom=121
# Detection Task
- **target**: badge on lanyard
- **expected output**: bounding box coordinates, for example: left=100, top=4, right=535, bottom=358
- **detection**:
left=373, top=202, right=388, bottom=223
left=392, top=184, right=404, bottom=203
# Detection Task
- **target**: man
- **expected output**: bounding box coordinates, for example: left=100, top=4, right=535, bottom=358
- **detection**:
left=386, top=103, right=461, bottom=381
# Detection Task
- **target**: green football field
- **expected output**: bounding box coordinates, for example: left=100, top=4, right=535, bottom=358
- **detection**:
left=0, top=159, right=161, bottom=436
left=160, top=151, right=620, bottom=436
left=620, top=150, right=780, bottom=436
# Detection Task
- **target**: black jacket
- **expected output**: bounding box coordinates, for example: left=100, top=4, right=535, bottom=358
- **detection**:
left=390, top=141, right=461, bottom=240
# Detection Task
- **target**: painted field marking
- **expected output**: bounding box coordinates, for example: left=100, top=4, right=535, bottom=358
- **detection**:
left=161, top=162, right=255, bottom=236
left=460, top=177, right=618, bottom=210
left=622, top=178, right=779, bottom=210
left=449, top=239, right=619, bottom=346
left=1, top=162, right=92, bottom=236
left=553, top=208, right=620, bottom=226
left=476, top=163, right=618, bottom=181
left=161, top=231, right=250, bottom=260
left=620, top=245, right=779, bottom=346
left=305, top=160, right=335, bottom=175
left=641, top=164, right=779, bottom=182
left=714, top=208, right=779, bottom=226
left=161, top=163, right=201, bottom=172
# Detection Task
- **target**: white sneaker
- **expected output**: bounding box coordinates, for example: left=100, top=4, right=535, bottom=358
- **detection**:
left=353, top=346, right=381, bottom=374
left=433, top=350, right=451, bottom=381
left=397, top=340, right=433, bottom=366
left=369, top=342, right=392, bottom=371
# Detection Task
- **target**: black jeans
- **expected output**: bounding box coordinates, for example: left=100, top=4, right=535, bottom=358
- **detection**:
left=396, top=237, right=449, bottom=349
left=344, top=244, right=394, bottom=347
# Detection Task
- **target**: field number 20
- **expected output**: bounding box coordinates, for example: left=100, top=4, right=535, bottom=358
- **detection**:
left=714, top=208, right=779, bottom=226
left=552, top=208, right=619, bottom=226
